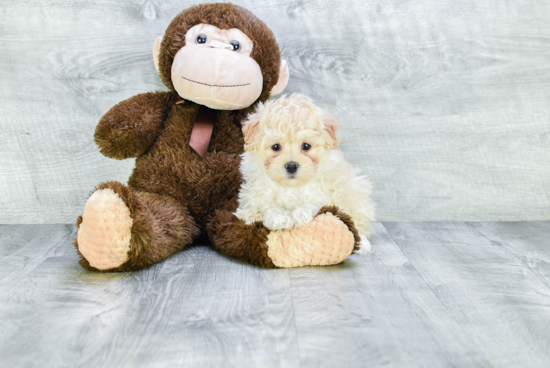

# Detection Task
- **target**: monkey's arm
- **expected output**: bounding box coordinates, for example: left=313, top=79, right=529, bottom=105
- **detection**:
left=95, top=91, right=176, bottom=159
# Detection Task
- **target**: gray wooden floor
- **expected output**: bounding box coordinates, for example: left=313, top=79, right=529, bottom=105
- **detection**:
left=0, top=222, right=549, bottom=368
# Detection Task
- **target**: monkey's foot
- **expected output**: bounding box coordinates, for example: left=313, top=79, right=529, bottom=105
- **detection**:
left=266, top=206, right=359, bottom=268
left=77, top=189, right=133, bottom=270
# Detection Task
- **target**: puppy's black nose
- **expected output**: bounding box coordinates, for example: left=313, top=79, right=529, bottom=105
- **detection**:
left=285, top=161, right=299, bottom=174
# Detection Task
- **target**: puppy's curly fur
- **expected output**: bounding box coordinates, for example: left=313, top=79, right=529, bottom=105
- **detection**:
left=235, top=94, right=375, bottom=252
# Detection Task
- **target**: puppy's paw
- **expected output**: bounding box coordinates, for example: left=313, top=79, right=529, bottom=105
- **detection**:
left=355, top=234, right=372, bottom=254
left=263, top=208, right=294, bottom=230
left=291, top=203, right=322, bottom=227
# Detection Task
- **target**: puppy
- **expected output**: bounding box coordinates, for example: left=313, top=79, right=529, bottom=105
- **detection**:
left=234, top=94, right=375, bottom=253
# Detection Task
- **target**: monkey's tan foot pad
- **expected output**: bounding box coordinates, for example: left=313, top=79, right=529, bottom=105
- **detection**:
left=266, top=213, right=355, bottom=268
left=77, top=189, right=133, bottom=270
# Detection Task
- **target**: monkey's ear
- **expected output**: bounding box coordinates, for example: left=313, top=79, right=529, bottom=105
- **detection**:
left=270, top=60, right=290, bottom=97
left=153, top=36, right=162, bottom=72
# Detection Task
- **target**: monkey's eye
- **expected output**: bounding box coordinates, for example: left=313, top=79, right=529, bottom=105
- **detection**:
left=196, top=34, right=207, bottom=44
left=230, top=40, right=240, bottom=51
left=271, top=144, right=281, bottom=151
left=302, top=143, right=311, bottom=151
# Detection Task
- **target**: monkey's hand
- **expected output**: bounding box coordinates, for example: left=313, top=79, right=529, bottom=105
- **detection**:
left=95, top=92, right=176, bottom=159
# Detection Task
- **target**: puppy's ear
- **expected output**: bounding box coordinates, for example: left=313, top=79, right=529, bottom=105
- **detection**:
left=322, top=115, right=340, bottom=149
left=242, top=112, right=262, bottom=151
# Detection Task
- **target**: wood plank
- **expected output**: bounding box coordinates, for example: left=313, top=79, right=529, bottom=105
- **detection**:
left=384, top=222, right=550, bottom=368
left=0, top=225, right=299, bottom=368
left=471, top=222, right=550, bottom=289
left=0, top=225, right=27, bottom=258
left=0, top=224, right=74, bottom=279
left=288, top=222, right=491, bottom=368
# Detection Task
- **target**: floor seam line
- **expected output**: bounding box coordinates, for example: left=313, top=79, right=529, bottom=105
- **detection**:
left=468, top=222, right=550, bottom=291
left=287, top=269, right=302, bottom=368
left=380, top=222, right=455, bottom=315
left=379, top=222, right=482, bottom=367
left=0, top=227, right=75, bottom=292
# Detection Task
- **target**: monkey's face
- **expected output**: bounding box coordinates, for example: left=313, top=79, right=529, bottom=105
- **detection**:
left=169, top=24, right=264, bottom=110
left=153, top=4, right=289, bottom=111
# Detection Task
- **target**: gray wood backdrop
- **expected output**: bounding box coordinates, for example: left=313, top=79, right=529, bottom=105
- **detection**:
left=1, top=0, right=549, bottom=223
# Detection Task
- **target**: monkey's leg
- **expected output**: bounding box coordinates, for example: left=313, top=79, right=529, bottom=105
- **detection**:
left=207, top=209, right=276, bottom=268
left=207, top=205, right=360, bottom=268
left=75, top=181, right=199, bottom=272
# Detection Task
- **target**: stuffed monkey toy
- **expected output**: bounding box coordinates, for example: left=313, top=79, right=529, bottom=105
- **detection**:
left=75, top=3, right=360, bottom=271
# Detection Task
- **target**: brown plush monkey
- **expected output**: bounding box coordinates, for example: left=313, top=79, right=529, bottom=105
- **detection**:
left=75, top=3, right=360, bottom=271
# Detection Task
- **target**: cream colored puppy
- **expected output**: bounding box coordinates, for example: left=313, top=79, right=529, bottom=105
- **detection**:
left=234, top=94, right=375, bottom=252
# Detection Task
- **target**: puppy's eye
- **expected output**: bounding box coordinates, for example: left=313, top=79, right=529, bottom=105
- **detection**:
left=197, top=34, right=207, bottom=44
left=230, top=40, right=240, bottom=51
left=271, top=144, right=281, bottom=151
left=302, top=143, right=311, bottom=151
